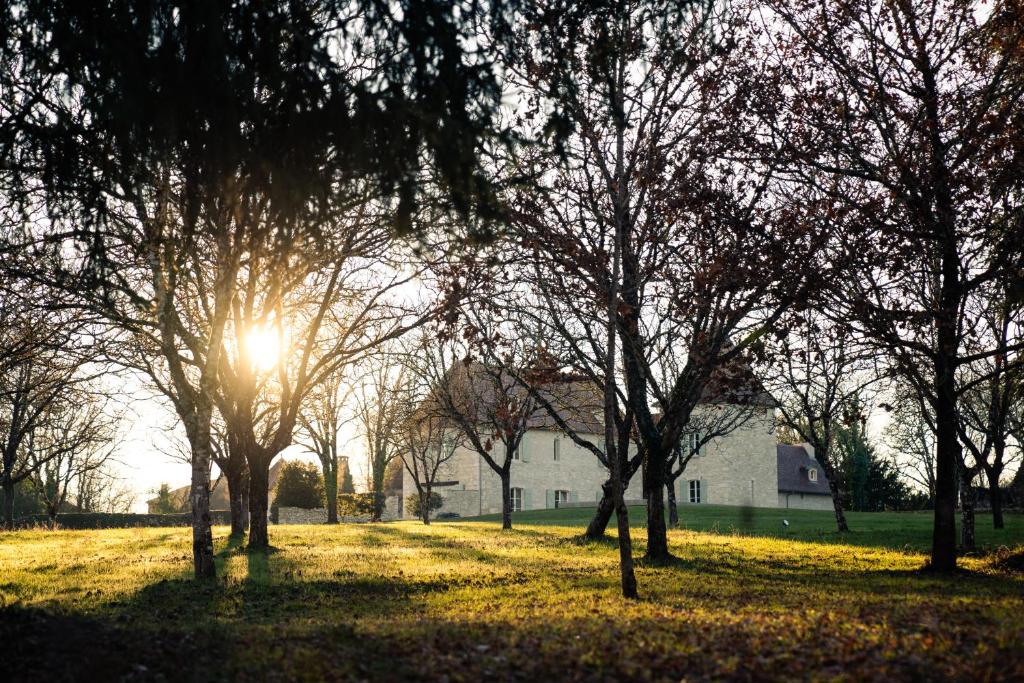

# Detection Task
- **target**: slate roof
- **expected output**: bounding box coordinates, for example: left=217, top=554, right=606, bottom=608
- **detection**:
left=435, top=362, right=605, bottom=435
left=440, top=358, right=775, bottom=437
left=776, top=444, right=832, bottom=495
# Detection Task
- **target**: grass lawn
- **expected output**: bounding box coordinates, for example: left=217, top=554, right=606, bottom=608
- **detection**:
left=0, top=508, right=1022, bottom=682
left=474, top=504, right=1024, bottom=552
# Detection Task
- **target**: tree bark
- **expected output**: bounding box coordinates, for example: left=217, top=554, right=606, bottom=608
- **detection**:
left=2, top=480, right=14, bottom=529
left=247, top=456, right=271, bottom=550
left=644, top=446, right=671, bottom=562
left=189, top=436, right=216, bottom=579
left=500, top=470, right=512, bottom=530
left=420, top=489, right=431, bottom=525
left=325, top=464, right=339, bottom=524
left=225, top=465, right=249, bottom=537
left=666, top=480, right=679, bottom=528
left=827, top=478, right=849, bottom=533
left=989, top=475, right=1004, bottom=530
left=985, top=457, right=1005, bottom=530
left=960, top=469, right=976, bottom=553
left=586, top=456, right=641, bottom=540
left=612, top=485, right=637, bottom=598
left=585, top=490, right=615, bottom=540
left=931, top=359, right=960, bottom=572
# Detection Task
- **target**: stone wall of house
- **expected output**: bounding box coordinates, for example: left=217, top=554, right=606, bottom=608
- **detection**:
left=277, top=496, right=402, bottom=524
left=778, top=492, right=836, bottom=511
left=401, top=406, right=784, bottom=518
left=409, top=488, right=481, bottom=519
left=676, top=407, right=779, bottom=509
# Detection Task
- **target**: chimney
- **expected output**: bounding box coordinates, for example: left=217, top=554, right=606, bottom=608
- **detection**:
left=800, top=442, right=815, bottom=459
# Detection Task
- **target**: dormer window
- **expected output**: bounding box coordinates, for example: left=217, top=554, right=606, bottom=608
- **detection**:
left=808, top=468, right=817, bottom=482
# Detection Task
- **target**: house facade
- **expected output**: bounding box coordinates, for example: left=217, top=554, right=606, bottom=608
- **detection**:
left=400, top=403, right=796, bottom=518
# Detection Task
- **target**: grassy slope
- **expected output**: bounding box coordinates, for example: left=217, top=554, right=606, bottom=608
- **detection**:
left=471, top=504, right=1024, bottom=552
left=0, top=509, right=1021, bottom=682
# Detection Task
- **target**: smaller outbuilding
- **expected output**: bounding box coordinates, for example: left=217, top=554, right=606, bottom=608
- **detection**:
left=776, top=443, right=834, bottom=510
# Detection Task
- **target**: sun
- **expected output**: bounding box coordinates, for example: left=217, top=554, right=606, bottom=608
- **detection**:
left=244, top=324, right=285, bottom=372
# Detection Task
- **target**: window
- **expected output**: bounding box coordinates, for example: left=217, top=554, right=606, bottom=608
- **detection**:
left=688, top=480, right=701, bottom=504
left=510, top=487, right=524, bottom=512
left=687, top=431, right=701, bottom=457
left=553, top=437, right=561, bottom=461
left=554, top=490, right=569, bottom=508
left=512, top=449, right=521, bottom=461
left=808, top=468, right=818, bottom=482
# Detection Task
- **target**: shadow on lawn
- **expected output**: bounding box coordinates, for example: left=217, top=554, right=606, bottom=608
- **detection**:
left=5, top=525, right=1024, bottom=682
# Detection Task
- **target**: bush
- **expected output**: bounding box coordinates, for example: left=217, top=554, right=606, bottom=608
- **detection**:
left=405, top=491, right=444, bottom=518
left=337, top=493, right=376, bottom=517
left=273, top=461, right=326, bottom=509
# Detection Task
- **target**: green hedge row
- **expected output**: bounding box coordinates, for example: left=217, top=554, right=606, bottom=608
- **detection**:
left=14, top=510, right=234, bottom=529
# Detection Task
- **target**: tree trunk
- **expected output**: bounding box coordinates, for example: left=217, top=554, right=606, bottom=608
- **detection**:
left=930, top=354, right=960, bottom=572
left=189, top=437, right=216, bottom=579
left=2, top=480, right=14, bottom=529
left=420, top=489, right=430, bottom=525
left=986, top=466, right=1004, bottom=530
left=325, top=465, right=339, bottom=524
left=247, top=457, right=271, bottom=550
left=960, top=469, right=976, bottom=553
left=225, top=465, right=249, bottom=537
left=611, top=479, right=638, bottom=599
left=585, top=490, right=615, bottom=540
left=827, top=478, right=849, bottom=533
left=990, top=479, right=1004, bottom=530
left=666, top=480, right=679, bottom=527
left=240, top=471, right=250, bottom=532
left=586, top=456, right=641, bottom=540
left=500, top=471, right=512, bottom=530
left=644, top=446, right=671, bottom=562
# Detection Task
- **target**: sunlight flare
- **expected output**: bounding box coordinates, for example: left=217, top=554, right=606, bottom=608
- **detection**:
left=245, top=324, right=287, bottom=372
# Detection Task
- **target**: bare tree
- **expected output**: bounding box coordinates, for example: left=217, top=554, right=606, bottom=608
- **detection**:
left=298, top=373, right=355, bottom=524
left=750, top=0, right=1024, bottom=571
left=30, top=393, right=120, bottom=526
left=762, top=316, right=878, bottom=533
left=956, top=285, right=1023, bottom=530
left=506, top=2, right=816, bottom=569
left=353, top=353, right=410, bottom=522
left=665, top=402, right=762, bottom=528
left=74, top=466, right=136, bottom=514
left=0, top=300, right=107, bottom=527
left=408, top=329, right=548, bottom=530
left=397, top=405, right=464, bottom=525
left=885, top=388, right=938, bottom=505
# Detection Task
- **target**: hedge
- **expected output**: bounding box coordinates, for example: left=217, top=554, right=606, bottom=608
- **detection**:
left=13, top=510, right=234, bottom=529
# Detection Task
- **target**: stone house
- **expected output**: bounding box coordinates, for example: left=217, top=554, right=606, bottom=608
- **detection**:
left=400, top=365, right=835, bottom=517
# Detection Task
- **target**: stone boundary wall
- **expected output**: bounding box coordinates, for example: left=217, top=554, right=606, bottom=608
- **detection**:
left=277, top=496, right=402, bottom=525
left=278, top=507, right=327, bottom=524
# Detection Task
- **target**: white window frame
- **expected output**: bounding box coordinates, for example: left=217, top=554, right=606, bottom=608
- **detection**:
left=553, top=436, right=561, bottom=461
left=510, top=487, right=524, bottom=512
left=687, top=432, right=701, bottom=457
left=688, top=479, right=701, bottom=504
left=808, top=468, right=817, bottom=482
left=554, top=490, right=569, bottom=508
